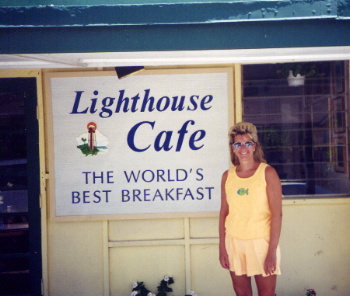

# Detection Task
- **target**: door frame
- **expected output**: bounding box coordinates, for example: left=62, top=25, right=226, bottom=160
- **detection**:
left=0, top=69, right=47, bottom=296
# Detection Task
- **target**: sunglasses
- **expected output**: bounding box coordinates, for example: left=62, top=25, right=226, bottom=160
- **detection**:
left=232, top=141, right=255, bottom=149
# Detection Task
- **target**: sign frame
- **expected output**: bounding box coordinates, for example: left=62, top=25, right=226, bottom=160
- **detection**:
left=45, top=67, right=234, bottom=221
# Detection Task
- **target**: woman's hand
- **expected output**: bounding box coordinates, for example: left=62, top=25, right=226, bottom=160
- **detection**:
left=219, top=246, right=230, bottom=270
left=264, top=249, right=277, bottom=276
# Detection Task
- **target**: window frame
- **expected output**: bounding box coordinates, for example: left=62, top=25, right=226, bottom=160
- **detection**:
left=240, top=61, right=350, bottom=199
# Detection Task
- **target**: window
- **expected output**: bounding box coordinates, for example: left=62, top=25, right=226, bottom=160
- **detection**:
left=242, top=61, right=349, bottom=197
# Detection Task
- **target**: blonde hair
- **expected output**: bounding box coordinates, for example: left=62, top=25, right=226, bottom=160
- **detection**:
left=228, top=122, right=266, bottom=166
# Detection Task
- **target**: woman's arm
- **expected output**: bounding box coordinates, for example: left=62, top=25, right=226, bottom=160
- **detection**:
left=264, top=165, right=283, bottom=275
left=219, top=170, right=230, bottom=270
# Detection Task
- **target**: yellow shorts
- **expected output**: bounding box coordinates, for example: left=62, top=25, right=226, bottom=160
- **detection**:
left=225, top=235, right=281, bottom=277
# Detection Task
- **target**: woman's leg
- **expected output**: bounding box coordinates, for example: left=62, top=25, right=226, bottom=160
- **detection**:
left=254, top=274, right=277, bottom=296
left=230, top=271, right=253, bottom=296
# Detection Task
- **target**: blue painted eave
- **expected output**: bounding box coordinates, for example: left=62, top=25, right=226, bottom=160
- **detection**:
left=338, top=0, right=350, bottom=19
left=1, top=0, right=350, bottom=54
left=0, top=0, right=348, bottom=27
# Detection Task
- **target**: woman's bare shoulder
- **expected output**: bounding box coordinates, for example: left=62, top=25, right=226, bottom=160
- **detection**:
left=265, top=164, right=281, bottom=182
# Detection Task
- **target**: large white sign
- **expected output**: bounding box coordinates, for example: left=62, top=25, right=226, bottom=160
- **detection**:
left=47, top=69, right=231, bottom=219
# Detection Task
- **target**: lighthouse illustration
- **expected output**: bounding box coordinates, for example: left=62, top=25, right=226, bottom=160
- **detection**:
left=87, top=122, right=97, bottom=151
left=76, top=122, right=109, bottom=156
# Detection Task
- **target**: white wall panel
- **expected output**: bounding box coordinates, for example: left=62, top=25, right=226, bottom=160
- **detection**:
left=110, top=245, right=186, bottom=296
left=109, top=219, right=185, bottom=241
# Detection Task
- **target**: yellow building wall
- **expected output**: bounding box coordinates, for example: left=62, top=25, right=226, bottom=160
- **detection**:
left=45, top=200, right=350, bottom=296
left=279, top=199, right=350, bottom=295
left=2, top=67, right=350, bottom=296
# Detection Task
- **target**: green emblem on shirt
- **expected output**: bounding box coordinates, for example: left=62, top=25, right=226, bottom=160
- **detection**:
left=237, top=188, right=249, bottom=196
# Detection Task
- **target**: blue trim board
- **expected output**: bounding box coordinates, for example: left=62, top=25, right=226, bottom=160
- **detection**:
left=2, top=1, right=350, bottom=28
left=1, top=19, right=350, bottom=54
left=0, top=1, right=343, bottom=27
left=0, top=1, right=350, bottom=54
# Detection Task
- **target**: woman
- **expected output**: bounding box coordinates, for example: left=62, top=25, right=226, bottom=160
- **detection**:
left=219, top=122, right=282, bottom=296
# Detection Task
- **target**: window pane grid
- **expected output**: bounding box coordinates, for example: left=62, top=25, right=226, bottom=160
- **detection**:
left=242, top=61, right=349, bottom=198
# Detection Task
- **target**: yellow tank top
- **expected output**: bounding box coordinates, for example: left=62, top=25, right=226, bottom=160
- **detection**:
left=225, top=162, right=271, bottom=239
